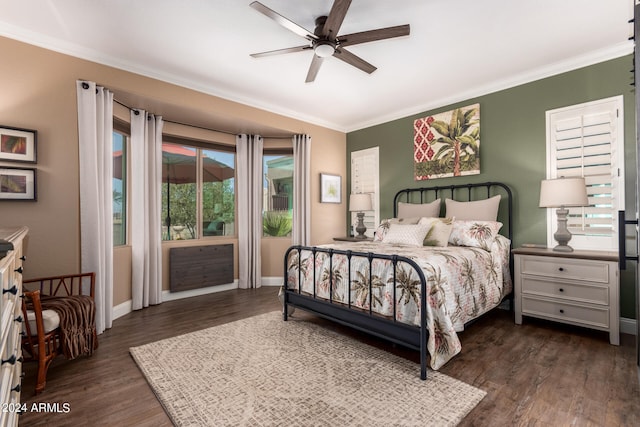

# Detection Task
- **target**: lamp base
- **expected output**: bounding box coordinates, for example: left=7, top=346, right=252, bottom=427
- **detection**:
left=355, top=212, right=367, bottom=239
left=552, top=244, right=574, bottom=252
left=553, top=207, right=574, bottom=252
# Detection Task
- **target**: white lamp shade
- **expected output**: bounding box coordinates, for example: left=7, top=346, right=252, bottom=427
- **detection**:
left=349, top=193, right=372, bottom=212
left=539, top=177, right=588, bottom=208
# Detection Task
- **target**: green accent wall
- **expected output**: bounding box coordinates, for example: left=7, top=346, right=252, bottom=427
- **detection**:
left=347, top=55, right=637, bottom=319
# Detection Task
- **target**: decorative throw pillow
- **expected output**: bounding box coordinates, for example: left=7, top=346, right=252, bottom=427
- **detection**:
left=397, top=198, right=441, bottom=218
left=381, top=223, right=431, bottom=247
left=418, top=217, right=454, bottom=246
left=448, top=220, right=503, bottom=251
left=373, top=217, right=420, bottom=241
left=444, top=195, right=501, bottom=221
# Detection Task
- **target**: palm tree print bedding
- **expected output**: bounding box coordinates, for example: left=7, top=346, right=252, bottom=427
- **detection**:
left=286, top=235, right=512, bottom=370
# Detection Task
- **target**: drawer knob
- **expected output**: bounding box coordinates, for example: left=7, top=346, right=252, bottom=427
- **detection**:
left=14, top=266, right=23, bottom=274
left=1, top=355, right=22, bottom=365
left=558, top=267, right=565, bottom=272
left=11, top=384, right=21, bottom=393
left=2, top=285, right=17, bottom=295
left=559, top=288, right=564, bottom=292
left=559, top=309, right=565, bottom=314
left=20, top=255, right=26, bottom=261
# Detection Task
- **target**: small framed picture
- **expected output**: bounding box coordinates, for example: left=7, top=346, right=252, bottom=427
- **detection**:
left=0, top=125, right=37, bottom=163
left=0, top=167, right=37, bottom=201
left=320, top=173, right=341, bottom=203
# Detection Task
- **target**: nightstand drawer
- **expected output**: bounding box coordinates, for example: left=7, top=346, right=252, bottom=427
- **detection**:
left=522, top=296, right=609, bottom=329
left=520, top=277, right=609, bottom=305
left=520, top=257, right=610, bottom=284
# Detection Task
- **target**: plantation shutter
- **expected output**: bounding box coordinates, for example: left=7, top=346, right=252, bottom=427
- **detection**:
left=351, top=147, right=379, bottom=237
left=546, top=95, right=624, bottom=251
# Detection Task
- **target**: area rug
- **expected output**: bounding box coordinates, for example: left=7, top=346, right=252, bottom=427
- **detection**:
left=130, top=311, right=485, bottom=426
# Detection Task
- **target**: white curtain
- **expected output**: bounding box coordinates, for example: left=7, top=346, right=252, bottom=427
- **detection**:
left=236, top=134, right=263, bottom=289
left=76, top=80, right=113, bottom=334
left=292, top=134, right=312, bottom=245
left=130, top=110, right=163, bottom=309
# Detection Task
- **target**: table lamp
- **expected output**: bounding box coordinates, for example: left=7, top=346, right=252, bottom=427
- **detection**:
left=539, top=177, right=588, bottom=252
left=349, top=193, right=372, bottom=239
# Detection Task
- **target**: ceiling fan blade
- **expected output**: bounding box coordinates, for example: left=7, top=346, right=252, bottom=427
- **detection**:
left=251, top=45, right=312, bottom=58
left=322, top=0, right=352, bottom=37
left=305, top=55, right=324, bottom=83
left=250, top=1, right=316, bottom=41
left=333, top=47, right=376, bottom=74
left=338, top=24, right=410, bottom=47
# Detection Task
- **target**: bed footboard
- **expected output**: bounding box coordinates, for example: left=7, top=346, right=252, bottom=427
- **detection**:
left=283, top=245, right=429, bottom=380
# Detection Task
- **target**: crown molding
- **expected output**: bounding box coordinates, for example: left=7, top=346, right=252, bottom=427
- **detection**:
left=346, top=41, right=634, bottom=132
left=1, top=22, right=631, bottom=134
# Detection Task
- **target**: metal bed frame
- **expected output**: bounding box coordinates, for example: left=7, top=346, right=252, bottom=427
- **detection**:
left=282, top=181, right=513, bottom=380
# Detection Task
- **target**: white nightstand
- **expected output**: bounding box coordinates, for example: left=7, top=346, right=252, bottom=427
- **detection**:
left=512, top=247, right=619, bottom=345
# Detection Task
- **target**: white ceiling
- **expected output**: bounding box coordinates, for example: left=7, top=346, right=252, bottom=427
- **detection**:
left=0, top=0, right=633, bottom=132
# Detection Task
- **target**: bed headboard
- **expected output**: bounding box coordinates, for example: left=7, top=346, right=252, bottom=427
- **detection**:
left=392, top=181, right=513, bottom=243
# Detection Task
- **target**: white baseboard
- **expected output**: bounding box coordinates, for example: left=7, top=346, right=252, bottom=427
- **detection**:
left=261, top=277, right=283, bottom=287
left=111, top=278, right=286, bottom=321
left=112, top=300, right=132, bottom=321
left=112, top=280, right=239, bottom=321
left=620, top=317, right=636, bottom=336
left=161, top=280, right=238, bottom=302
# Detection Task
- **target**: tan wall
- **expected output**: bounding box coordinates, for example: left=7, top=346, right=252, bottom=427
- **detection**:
left=0, top=36, right=346, bottom=307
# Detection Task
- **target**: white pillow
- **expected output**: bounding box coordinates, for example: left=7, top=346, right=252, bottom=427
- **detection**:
left=448, top=220, right=503, bottom=251
left=418, top=217, right=454, bottom=247
left=373, top=217, right=421, bottom=242
left=381, top=223, right=431, bottom=247
left=397, top=199, right=441, bottom=218
left=445, top=195, right=501, bottom=221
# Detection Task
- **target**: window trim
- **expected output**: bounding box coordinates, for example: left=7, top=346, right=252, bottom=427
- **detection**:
left=545, top=95, right=624, bottom=251
left=160, top=139, right=237, bottom=241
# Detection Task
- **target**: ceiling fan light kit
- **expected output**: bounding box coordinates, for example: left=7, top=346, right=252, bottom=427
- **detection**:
left=249, top=0, right=410, bottom=82
left=314, top=42, right=335, bottom=58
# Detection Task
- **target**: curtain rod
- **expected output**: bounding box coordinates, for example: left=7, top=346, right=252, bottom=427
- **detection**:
left=113, top=98, right=294, bottom=140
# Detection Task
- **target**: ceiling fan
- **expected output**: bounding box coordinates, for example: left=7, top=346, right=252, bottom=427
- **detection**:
left=249, top=0, right=410, bottom=83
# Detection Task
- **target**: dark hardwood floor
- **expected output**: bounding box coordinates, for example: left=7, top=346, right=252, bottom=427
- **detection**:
left=19, top=287, right=639, bottom=426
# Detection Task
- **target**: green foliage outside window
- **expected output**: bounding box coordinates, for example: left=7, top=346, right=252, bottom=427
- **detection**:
left=263, top=210, right=292, bottom=237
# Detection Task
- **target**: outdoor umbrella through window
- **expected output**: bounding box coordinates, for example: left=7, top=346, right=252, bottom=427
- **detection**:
left=113, top=144, right=235, bottom=239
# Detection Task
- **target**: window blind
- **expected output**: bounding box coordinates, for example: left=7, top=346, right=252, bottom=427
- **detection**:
left=351, top=147, right=379, bottom=237
left=546, top=96, right=624, bottom=250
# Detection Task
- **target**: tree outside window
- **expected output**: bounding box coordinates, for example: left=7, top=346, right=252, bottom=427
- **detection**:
left=202, top=149, right=235, bottom=237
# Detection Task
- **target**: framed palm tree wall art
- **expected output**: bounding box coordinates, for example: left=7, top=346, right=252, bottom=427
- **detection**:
left=320, top=173, right=341, bottom=203
left=413, top=104, right=480, bottom=180
left=0, top=125, right=37, bottom=163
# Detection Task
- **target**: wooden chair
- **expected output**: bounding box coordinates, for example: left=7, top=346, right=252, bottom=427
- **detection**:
left=21, top=272, right=98, bottom=394
left=21, top=290, right=61, bottom=394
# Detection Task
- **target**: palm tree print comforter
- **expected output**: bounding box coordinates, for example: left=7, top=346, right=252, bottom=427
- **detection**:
left=286, top=235, right=512, bottom=369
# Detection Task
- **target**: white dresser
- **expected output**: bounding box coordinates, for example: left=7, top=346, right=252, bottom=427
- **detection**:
left=513, top=247, right=619, bottom=345
left=0, top=227, right=28, bottom=427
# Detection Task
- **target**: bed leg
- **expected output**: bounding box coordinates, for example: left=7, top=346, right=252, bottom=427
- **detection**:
left=421, top=358, right=427, bottom=380
left=420, top=321, right=427, bottom=380
left=280, top=286, right=289, bottom=321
